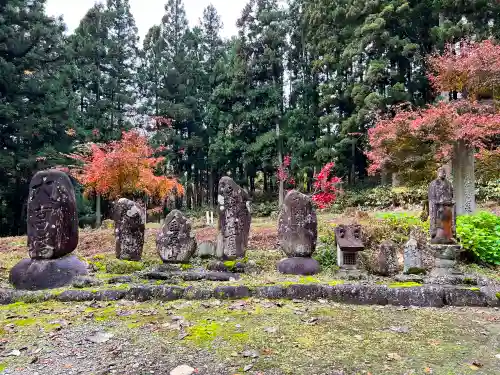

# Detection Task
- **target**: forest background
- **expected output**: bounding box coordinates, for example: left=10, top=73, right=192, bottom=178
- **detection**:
left=2, top=0, right=500, bottom=236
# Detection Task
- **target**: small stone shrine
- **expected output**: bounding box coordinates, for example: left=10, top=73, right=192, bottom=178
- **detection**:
left=335, top=224, right=364, bottom=274
left=427, top=167, right=462, bottom=276
left=157, top=209, right=196, bottom=263
left=9, top=170, right=88, bottom=290
left=403, top=229, right=425, bottom=274
left=114, top=198, right=145, bottom=261
left=277, top=190, right=319, bottom=275
left=216, top=176, right=251, bottom=260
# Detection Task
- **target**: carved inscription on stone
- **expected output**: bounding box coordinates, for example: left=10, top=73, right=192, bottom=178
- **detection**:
left=278, top=190, right=317, bottom=257
left=157, top=209, right=196, bottom=263
left=27, top=170, right=78, bottom=259
left=216, top=177, right=251, bottom=260
left=114, top=198, right=145, bottom=261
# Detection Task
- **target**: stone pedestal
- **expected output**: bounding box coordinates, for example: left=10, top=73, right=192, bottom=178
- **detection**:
left=452, top=141, right=475, bottom=215
left=9, top=255, right=88, bottom=290
left=277, top=257, right=320, bottom=276
left=429, top=244, right=462, bottom=277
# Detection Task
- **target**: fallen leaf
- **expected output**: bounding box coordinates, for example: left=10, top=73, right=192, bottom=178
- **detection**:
left=264, top=327, right=277, bottom=333
left=424, top=367, right=433, bottom=373
left=389, top=326, right=410, bottom=334
left=7, top=349, right=21, bottom=357
left=243, top=364, right=253, bottom=372
left=386, top=353, right=402, bottom=361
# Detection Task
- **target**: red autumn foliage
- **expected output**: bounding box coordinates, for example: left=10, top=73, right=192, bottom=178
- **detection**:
left=311, top=162, right=342, bottom=209
left=427, top=39, right=500, bottom=99
left=367, top=101, right=500, bottom=174
left=368, top=38, right=500, bottom=176
left=277, top=155, right=294, bottom=185
left=69, top=130, right=184, bottom=200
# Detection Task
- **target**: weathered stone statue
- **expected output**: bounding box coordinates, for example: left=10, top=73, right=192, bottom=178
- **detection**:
left=428, top=167, right=456, bottom=244
left=403, top=229, right=425, bottom=274
left=277, top=190, right=319, bottom=275
left=216, top=177, right=251, bottom=260
left=9, top=170, right=88, bottom=290
left=157, top=210, right=196, bottom=263
left=374, top=240, right=399, bottom=276
left=114, top=198, right=145, bottom=261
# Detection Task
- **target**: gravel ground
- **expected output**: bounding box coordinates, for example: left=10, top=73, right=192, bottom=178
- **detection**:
left=1, top=299, right=500, bottom=375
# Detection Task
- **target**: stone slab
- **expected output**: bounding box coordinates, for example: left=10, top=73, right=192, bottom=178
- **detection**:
left=9, top=255, right=88, bottom=290
left=277, top=257, right=320, bottom=275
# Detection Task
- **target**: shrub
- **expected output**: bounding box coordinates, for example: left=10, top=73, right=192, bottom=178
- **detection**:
left=253, top=201, right=279, bottom=217
left=476, top=180, right=500, bottom=203
left=315, top=223, right=337, bottom=270
left=456, top=211, right=500, bottom=265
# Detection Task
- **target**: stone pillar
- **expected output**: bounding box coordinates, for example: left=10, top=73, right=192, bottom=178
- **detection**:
left=452, top=141, right=475, bottom=215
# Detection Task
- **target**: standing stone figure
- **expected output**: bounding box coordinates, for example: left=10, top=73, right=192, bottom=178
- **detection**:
left=428, top=167, right=456, bottom=244
left=403, top=229, right=424, bottom=274
left=277, top=190, right=319, bottom=275
left=114, top=198, right=145, bottom=261
left=216, top=177, right=251, bottom=260
left=157, top=210, right=196, bottom=263
left=9, top=170, right=88, bottom=290
left=374, top=240, right=399, bottom=276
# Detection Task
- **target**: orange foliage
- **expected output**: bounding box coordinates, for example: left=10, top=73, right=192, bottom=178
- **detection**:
left=69, top=130, right=184, bottom=200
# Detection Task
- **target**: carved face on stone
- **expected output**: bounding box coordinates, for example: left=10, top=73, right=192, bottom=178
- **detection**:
left=27, top=170, right=78, bottom=259
left=334, top=224, right=364, bottom=251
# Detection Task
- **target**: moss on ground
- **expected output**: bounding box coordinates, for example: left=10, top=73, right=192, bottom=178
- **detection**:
left=388, top=281, right=422, bottom=288
left=0, top=299, right=499, bottom=374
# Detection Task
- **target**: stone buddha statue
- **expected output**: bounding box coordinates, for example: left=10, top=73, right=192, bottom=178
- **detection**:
left=428, top=167, right=456, bottom=244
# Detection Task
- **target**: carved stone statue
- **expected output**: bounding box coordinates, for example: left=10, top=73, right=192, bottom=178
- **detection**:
left=10, top=170, right=88, bottom=290
left=216, top=177, right=251, bottom=260
left=27, top=170, right=79, bottom=259
left=428, top=167, right=456, bottom=244
left=114, top=198, right=145, bottom=261
left=157, top=210, right=196, bottom=263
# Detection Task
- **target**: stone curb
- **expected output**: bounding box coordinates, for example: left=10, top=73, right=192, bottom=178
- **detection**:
left=1, top=284, right=499, bottom=308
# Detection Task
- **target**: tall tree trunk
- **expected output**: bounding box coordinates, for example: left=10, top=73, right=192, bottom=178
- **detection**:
left=96, top=193, right=102, bottom=228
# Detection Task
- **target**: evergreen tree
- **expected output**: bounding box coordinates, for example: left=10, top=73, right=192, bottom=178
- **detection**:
left=0, top=0, right=77, bottom=235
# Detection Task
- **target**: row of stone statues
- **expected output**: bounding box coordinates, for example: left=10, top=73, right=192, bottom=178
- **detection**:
left=9, top=166, right=461, bottom=289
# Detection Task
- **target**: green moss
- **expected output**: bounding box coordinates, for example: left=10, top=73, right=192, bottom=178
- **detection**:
left=0, top=301, right=29, bottom=311
left=187, top=320, right=220, bottom=345
left=464, top=287, right=480, bottom=292
left=0, top=363, right=6, bottom=371
left=223, top=260, right=237, bottom=271
left=105, top=259, right=145, bottom=274
left=328, top=280, right=345, bottom=286
left=181, top=264, right=193, bottom=270
left=388, top=281, right=422, bottom=288
left=463, top=277, right=476, bottom=285
left=495, top=292, right=500, bottom=299
left=298, top=276, right=321, bottom=284
left=13, top=318, right=37, bottom=326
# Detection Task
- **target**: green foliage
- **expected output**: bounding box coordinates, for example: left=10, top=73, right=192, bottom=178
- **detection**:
left=476, top=181, right=500, bottom=203
left=315, top=223, right=338, bottom=270
left=335, top=186, right=427, bottom=210
left=253, top=202, right=279, bottom=217
left=456, top=212, right=500, bottom=265
left=363, top=213, right=429, bottom=249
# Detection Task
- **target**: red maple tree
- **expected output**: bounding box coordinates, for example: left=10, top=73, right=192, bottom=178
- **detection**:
left=368, top=39, right=500, bottom=178
left=69, top=130, right=184, bottom=200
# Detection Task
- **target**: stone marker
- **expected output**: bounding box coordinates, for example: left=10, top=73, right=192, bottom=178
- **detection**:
left=374, top=240, right=399, bottom=276
left=9, top=170, right=88, bottom=290
left=197, top=241, right=216, bottom=258
left=216, top=176, right=251, bottom=260
left=277, top=190, right=319, bottom=275
left=27, top=169, right=79, bottom=259
left=157, top=210, right=196, bottom=263
left=114, top=198, right=145, bottom=261
left=403, top=230, right=425, bottom=274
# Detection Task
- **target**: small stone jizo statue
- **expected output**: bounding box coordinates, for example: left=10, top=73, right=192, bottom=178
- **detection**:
left=428, top=167, right=456, bottom=244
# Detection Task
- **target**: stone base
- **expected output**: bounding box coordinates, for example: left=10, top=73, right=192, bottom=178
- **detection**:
left=9, top=255, right=88, bottom=290
left=277, top=257, right=320, bottom=275
left=430, top=244, right=462, bottom=277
